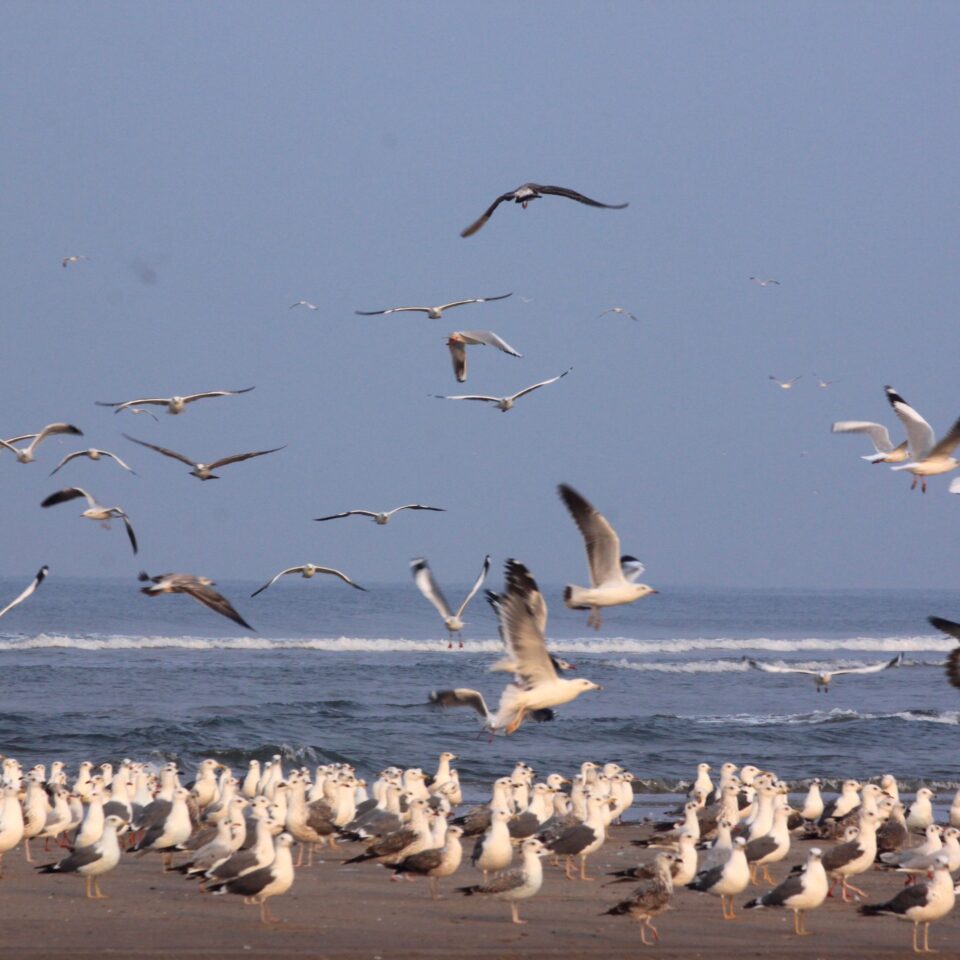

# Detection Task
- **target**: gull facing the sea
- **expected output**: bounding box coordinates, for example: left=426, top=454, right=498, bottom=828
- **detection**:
left=315, top=504, right=445, bottom=525
left=138, top=572, right=252, bottom=630
left=1, top=424, right=83, bottom=464
left=746, top=653, right=903, bottom=692
left=355, top=293, right=512, bottom=319
left=122, top=435, right=284, bottom=481
left=95, top=387, right=254, bottom=416
left=433, top=369, right=571, bottom=412
left=446, top=331, right=521, bottom=383
left=411, top=555, right=489, bottom=647
left=251, top=565, right=366, bottom=597
left=41, top=488, right=138, bottom=554
left=0, top=566, right=48, bottom=620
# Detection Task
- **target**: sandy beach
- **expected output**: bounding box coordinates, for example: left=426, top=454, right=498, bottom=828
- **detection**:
left=2, top=822, right=956, bottom=960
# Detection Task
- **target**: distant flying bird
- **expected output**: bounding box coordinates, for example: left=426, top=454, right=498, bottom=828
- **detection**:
left=769, top=376, right=801, bottom=390
left=596, top=307, right=639, bottom=322
left=0, top=424, right=84, bottom=464
left=558, top=483, right=657, bottom=630
left=128, top=407, right=159, bottom=421
left=95, top=387, right=255, bottom=416
left=138, top=572, right=252, bottom=630
left=250, top=564, right=366, bottom=598
left=460, top=183, right=628, bottom=238
left=814, top=375, right=838, bottom=388
left=745, top=654, right=903, bottom=692
left=314, top=504, right=445, bottom=525
left=355, top=293, right=512, bottom=319
left=62, top=255, right=89, bottom=268
left=289, top=300, right=318, bottom=310
left=0, top=566, right=48, bottom=620
left=122, top=435, right=284, bottom=481
left=49, top=448, right=136, bottom=477
left=433, top=369, right=571, bottom=412
left=41, top=488, right=137, bottom=554
left=749, top=277, right=780, bottom=286
left=411, top=555, right=490, bottom=647
left=446, top=330, right=522, bottom=383
left=886, top=385, right=960, bottom=492
left=831, top=421, right=909, bottom=464
left=927, top=617, right=960, bottom=689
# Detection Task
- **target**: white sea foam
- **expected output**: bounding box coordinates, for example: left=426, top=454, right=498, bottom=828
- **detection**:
left=693, top=708, right=960, bottom=726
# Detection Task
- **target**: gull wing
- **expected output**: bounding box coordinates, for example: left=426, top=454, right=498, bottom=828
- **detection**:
left=411, top=558, right=453, bottom=619
left=101, top=451, right=137, bottom=474
left=447, top=339, right=467, bottom=382
left=620, top=555, right=646, bottom=583
left=533, top=184, right=629, bottom=209
left=429, top=688, right=490, bottom=720
left=250, top=568, right=301, bottom=597
left=97, top=398, right=170, bottom=411
left=930, top=616, right=960, bottom=642
left=120, top=514, right=138, bottom=555
left=438, top=293, right=513, bottom=310
left=510, top=368, right=571, bottom=402
left=313, top=510, right=378, bottom=522
left=830, top=653, right=903, bottom=677
left=307, top=566, right=366, bottom=591
left=885, top=386, right=935, bottom=459
left=475, top=866, right=526, bottom=893
left=432, top=394, right=499, bottom=403
left=497, top=559, right=557, bottom=687
left=927, top=415, right=960, bottom=459
left=0, top=565, right=48, bottom=619
left=183, top=582, right=253, bottom=630
left=831, top=422, right=895, bottom=454
left=454, top=330, right=522, bottom=356
left=557, top=483, right=623, bottom=587
left=460, top=192, right=516, bottom=238
left=454, top=555, right=491, bottom=618
left=355, top=306, right=430, bottom=316
left=27, top=423, right=83, bottom=454
left=122, top=434, right=196, bottom=467
left=41, top=487, right=97, bottom=509
left=208, top=446, right=285, bottom=470
left=928, top=617, right=960, bottom=690
left=388, top=504, right=445, bottom=516
left=48, top=844, right=105, bottom=873
left=49, top=451, right=87, bottom=476
left=182, top=387, right=255, bottom=403
left=746, top=659, right=818, bottom=676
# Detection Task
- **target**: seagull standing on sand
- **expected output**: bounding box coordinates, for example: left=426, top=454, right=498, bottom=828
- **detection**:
left=41, top=488, right=137, bottom=554
left=745, top=847, right=828, bottom=936
left=460, top=184, right=628, bottom=237
left=138, top=572, right=252, bottom=630
left=36, top=814, right=123, bottom=899
left=250, top=565, right=366, bottom=598
left=457, top=837, right=548, bottom=924
left=446, top=331, right=522, bottom=383
left=686, top=836, right=750, bottom=919
left=558, top=483, right=657, bottom=629
left=0, top=566, right=48, bottom=620
left=885, top=385, right=960, bottom=491
left=122, top=435, right=284, bottom=481
left=1, top=424, right=83, bottom=464
left=356, top=293, right=512, bottom=319
left=603, top=851, right=675, bottom=945
left=745, top=654, right=903, bottom=692
left=49, top=448, right=136, bottom=476
left=411, top=555, right=490, bottom=648
left=95, top=387, right=254, bottom=416
left=433, top=369, right=571, bottom=412
left=315, top=504, right=445, bottom=525
left=209, top=832, right=296, bottom=925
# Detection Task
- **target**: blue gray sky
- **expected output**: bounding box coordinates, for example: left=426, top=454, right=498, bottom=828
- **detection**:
left=3, top=2, right=959, bottom=589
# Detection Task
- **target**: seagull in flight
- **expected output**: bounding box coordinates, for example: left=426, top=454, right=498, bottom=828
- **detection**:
left=1, top=424, right=84, bottom=464
left=885, top=385, right=960, bottom=492
left=250, top=564, right=366, bottom=598
left=429, top=559, right=602, bottom=733
left=138, top=572, right=252, bottom=630
left=745, top=654, right=903, bottom=692
left=814, top=375, right=839, bottom=389
left=927, top=617, right=960, bottom=690
left=596, top=307, right=639, bottom=322
left=41, top=488, right=138, bottom=554
left=411, top=555, right=490, bottom=648
left=460, top=183, right=628, bottom=237
left=446, top=331, right=522, bottom=383
left=750, top=277, right=780, bottom=287
left=289, top=300, right=318, bottom=310
left=62, top=255, right=89, bottom=268
left=95, top=387, right=254, bottom=416
left=122, top=435, right=284, bottom=481
left=769, top=376, right=802, bottom=390
left=314, top=504, right=445, bottom=525
left=0, top=566, right=48, bottom=620
left=433, top=369, right=571, bottom=412
left=558, top=483, right=657, bottom=630
left=356, top=293, right=512, bottom=320
left=50, top=449, right=136, bottom=477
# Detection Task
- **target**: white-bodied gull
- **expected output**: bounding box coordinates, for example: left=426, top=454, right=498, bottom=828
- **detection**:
left=0, top=566, right=48, bottom=620
left=446, top=330, right=522, bottom=383
left=250, top=564, right=366, bottom=598
left=356, top=293, right=512, bottom=319
left=886, top=385, right=960, bottom=491
left=433, top=368, right=571, bottom=412
left=50, top=448, right=136, bottom=476
left=41, top=487, right=137, bottom=554
left=315, top=504, right=445, bottom=525
left=746, top=654, right=903, bottom=692
left=769, top=375, right=801, bottom=390
left=411, top=555, right=490, bottom=647
left=96, top=387, right=254, bottom=416
left=1, top=423, right=83, bottom=464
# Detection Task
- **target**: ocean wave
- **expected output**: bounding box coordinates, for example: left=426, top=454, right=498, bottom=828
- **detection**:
left=693, top=708, right=960, bottom=727
left=0, top=633, right=952, bottom=653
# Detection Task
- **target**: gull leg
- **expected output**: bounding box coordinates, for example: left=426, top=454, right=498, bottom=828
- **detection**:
left=564, top=856, right=576, bottom=880
left=911, top=476, right=918, bottom=490
left=639, top=921, right=652, bottom=946
left=296, top=843, right=304, bottom=868
left=647, top=919, right=659, bottom=942
left=922, top=479, right=927, bottom=494
left=86, top=875, right=94, bottom=899
left=93, top=878, right=108, bottom=899
left=505, top=708, right=527, bottom=735
left=510, top=902, right=526, bottom=925
left=24, top=838, right=33, bottom=863
left=750, top=864, right=758, bottom=884
left=842, top=878, right=865, bottom=901
left=797, top=909, right=811, bottom=936
left=762, top=864, right=774, bottom=884
left=430, top=877, right=440, bottom=900
left=579, top=855, right=593, bottom=881
left=924, top=922, right=936, bottom=953
left=913, top=924, right=920, bottom=954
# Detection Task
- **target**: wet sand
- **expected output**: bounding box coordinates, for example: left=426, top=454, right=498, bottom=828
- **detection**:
left=1, top=823, right=956, bottom=959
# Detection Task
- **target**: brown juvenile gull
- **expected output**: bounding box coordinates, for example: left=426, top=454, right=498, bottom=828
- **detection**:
left=122, top=434, right=284, bottom=481
left=446, top=330, right=522, bottom=383
left=138, top=572, right=252, bottom=630
left=250, top=564, right=366, bottom=598
left=95, top=387, right=254, bottom=416
left=315, top=504, right=445, bottom=525
left=460, top=184, right=628, bottom=237
left=0, top=566, right=48, bottom=620
left=603, top=851, right=675, bottom=945
left=433, top=368, right=571, bottom=412
left=41, top=488, right=137, bottom=554
left=1, top=423, right=83, bottom=464
left=411, top=555, right=489, bottom=648
left=356, top=293, right=512, bottom=319
left=50, top=448, right=136, bottom=476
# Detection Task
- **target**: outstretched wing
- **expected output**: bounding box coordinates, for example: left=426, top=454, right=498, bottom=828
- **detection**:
left=510, top=368, right=571, bottom=402
left=208, top=446, right=285, bottom=470
left=558, top=483, right=622, bottom=587
left=830, top=653, right=903, bottom=677
left=0, top=566, right=48, bottom=619
left=41, top=487, right=96, bottom=509
left=620, top=555, right=646, bottom=583
left=746, top=659, right=818, bottom=676
left=534, top=184, right=629, bottom=209
left=454, top=330, right=522, bottom=356
left=389, top=505, right=445, bottom=516
left=460, top=192, right=515, bottom=238
left=182, top=387, right=255, bottom=403
left=927, top=415, right=960, bottom=459
left=120, top=514, right=138, bottom=555
left=411, top=558, right=453, bottom=619
left=885, top=386, right=935, bottom=459
left=429, top=688, right=490, bottom=720
left=928, top=617, right=960, bottom=690
left=438, top=293, right=513, bottom=309
left=455, top=555, right=491, bottom=618
left=831, top=421, right=894, bottom=454
left=122, top=434, right=196, bottom=467
left=447, top=339, right=467, bottom=382
left=497, top=559, right=557, bottom=688
left=183, top=583, right=253, bottom=630
left=250, top=568, right=299, bottom=597
left=314, top=510, right=377, bottom=522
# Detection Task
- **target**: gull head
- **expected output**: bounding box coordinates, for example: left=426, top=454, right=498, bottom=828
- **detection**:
left=572, top=678, right=603, bottom=693
left=630, top=583, right=658, bottom=600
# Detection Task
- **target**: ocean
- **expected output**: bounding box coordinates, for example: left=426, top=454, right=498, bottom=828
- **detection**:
left=1, top=577, right=958, bottom=807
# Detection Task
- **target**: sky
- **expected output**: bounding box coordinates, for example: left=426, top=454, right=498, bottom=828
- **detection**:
left=2, top=1, right=959, bottom=590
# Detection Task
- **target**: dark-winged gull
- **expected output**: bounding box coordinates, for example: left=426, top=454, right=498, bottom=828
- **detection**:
left=544, top=792, right=608, bottom=881
left=746, top=654, right=902, bottom=692
left=470, top=809, right=513, bottom=879
left=41, top=488, right=137, bottom=554
left=50, top=448, right=136, bottom=476
left=37, top=814, right=123, bottom=899
left=745, top=847, right=828, bottom=936
left=138, top=572, right=252, bottom=630
left=122, top=434, right=284, bottom=481
left=1, top=423, right=83, bottom=464
left=411, top=554, right=489, bottom=647
left=389, top=825, right=464, bottom=898
left=0, top=566, right=48, bottom=620
left=209, top=832, right=296, bottom=925
left=927, top=617, right=960, bottom=689
left=131, top=788, right=192, bottom=870
left=686, top=837, right=750, bottom=919
left=446, top=330, right=522, bottom=383
left=356, top=293, right=512, bottom=319
left=558, top=483, right=657, bottom=629
left=95, top=387, right=254, bottom=416
left=315, top=504, right=445, bottom=525
left=460, top=184, right=628, bottom=237
left=250, top=564, right=366, bottom=598
left=432, top=369, right=571, bottom=412
left=821, top=809, right=878, bottom=901
left=603, top=852, right=675, bottom=945
left=457, top=837, right=548, bottom=924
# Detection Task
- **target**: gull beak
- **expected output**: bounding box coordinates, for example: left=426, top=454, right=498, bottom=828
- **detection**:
left=594, top=684, right=604, bottom=692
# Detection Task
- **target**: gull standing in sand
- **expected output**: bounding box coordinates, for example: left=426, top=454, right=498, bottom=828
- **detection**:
left=457, top=837, right=548, bottom=924
left=1, top=424, right=83, bottom=464
left=122, top=435, right=284, bottom=481
left=744, top=847, right=828, bottom=936
left=411, top=555, right=490, bottom=648
left=315, top=504, right=445, bottom=525
left=250, top=565, right=366, bottom=598
left=433, top=369, right=571, bottom=412
left=95, top=387, right=254, bottom=416
left=686, top=837, right=750, bottom=919
left=460, top=183, right=628, bottom=237
left=446, top=330, right=522, bottom=383
left=209, top=832, right=296, bottom=925
left=885, top=385, right=960, bottom=491
left=558, top=483, right=657, bottom=629
left=429, top=559, right=602, bottom=733
left=0, top=566, right=48, bottom=620
left=603, top=851, right=675, bottom=945
left=356, top=293, right=512, bottom=319
left=745, top=654, right=903, bottom=692
left=36, top=814, right=124, bottom=899
left=138, top=572, right=252, bottom=630
left=41, top=488, right=137, bottom=554
left=769, top=376, right=801, bottom=390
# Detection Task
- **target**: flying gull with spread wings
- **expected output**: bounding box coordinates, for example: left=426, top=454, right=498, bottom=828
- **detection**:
left=50, top=448, right=136, bottom=476
left=250, top=564, right=366, bottom=598
left=433, top=369, right=571, bottom=412
left=769, top=376, right=801, bottom=390
left=411, top=555, right=490, bottom=648
left=289, top=300, right=318, bottom=310
left=356, top=293, right=512, bottom=319
left=95, top=387, right=254, bottom=416
left=138, top=572, right=252, bottom=630
left=746, top=654, right=903, bottom=692
left=885, top=385, right=960, bottom=491
left=446, top=330, right=521, bottom=383
left=122, top=434, right=284, bottom=481
left=315, top=504, right=445, bottom=525
left=460, top=183, right=628, bottom=238
left=41, top=488, right=137, bottom=554
left=0, top=566, right=48, bottom=620
left=1, top=424, right=83, bottom=464
left=596, top=307, right=639, bottom=322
